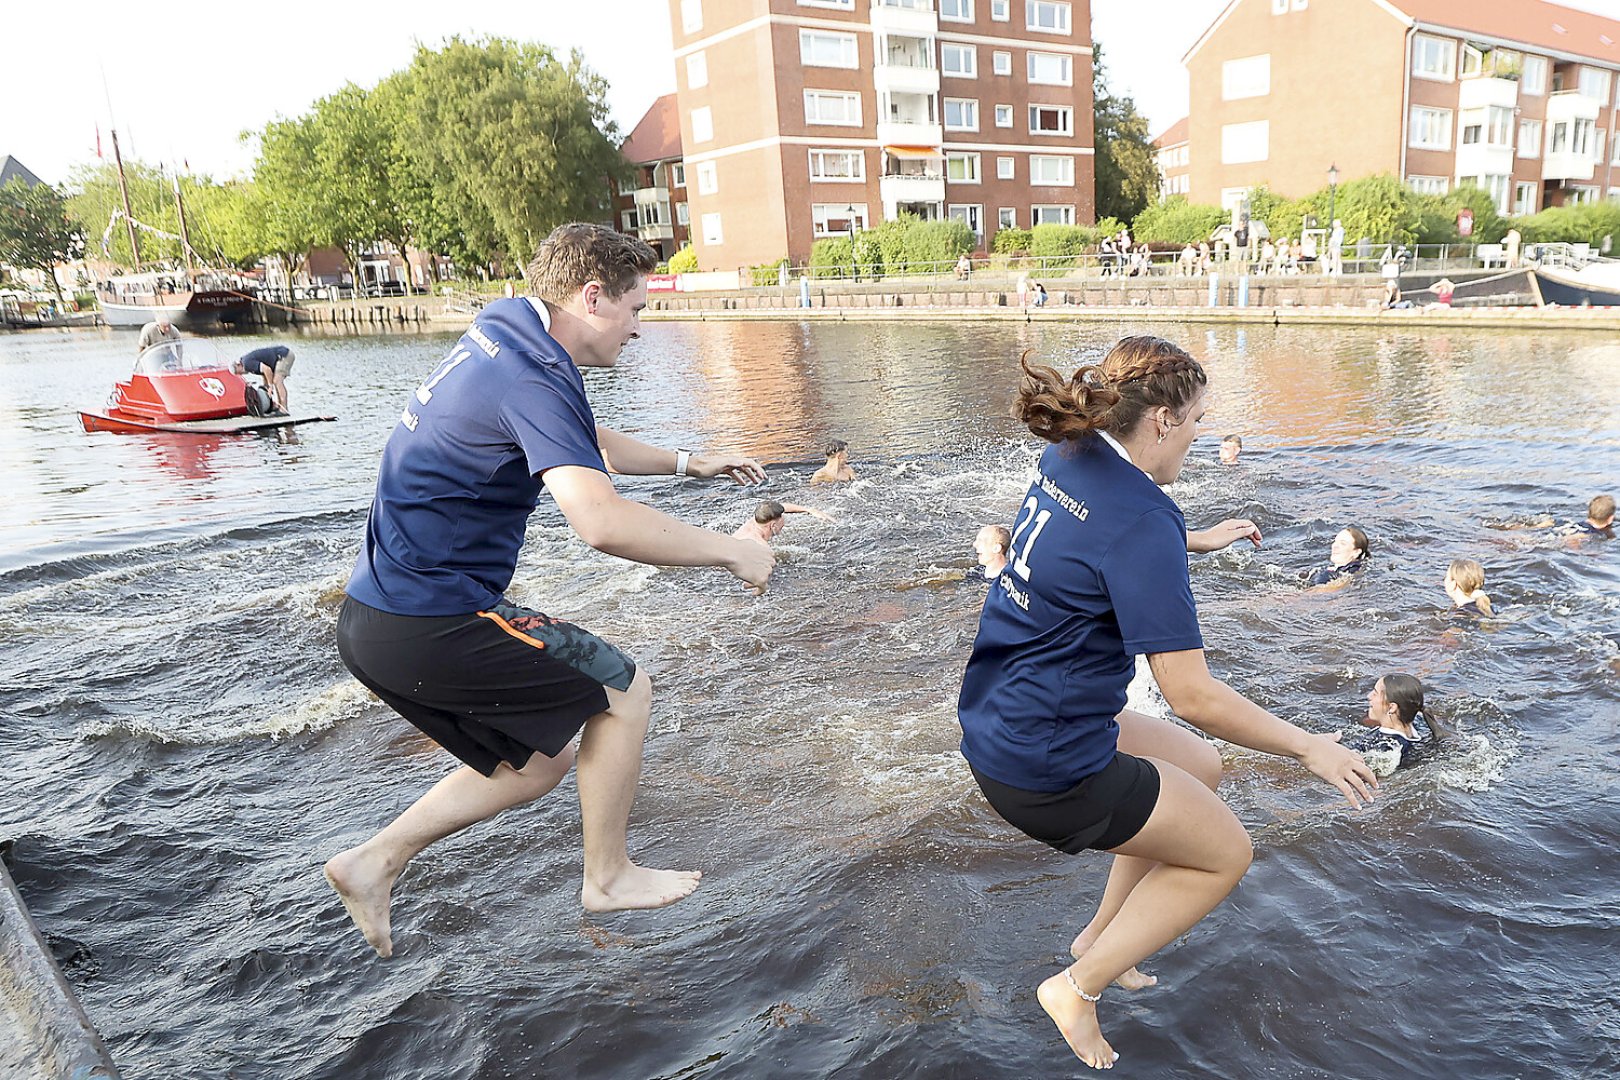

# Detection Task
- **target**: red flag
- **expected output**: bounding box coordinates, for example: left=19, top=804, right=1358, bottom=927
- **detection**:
left=96, top=125, right=103, bottom=159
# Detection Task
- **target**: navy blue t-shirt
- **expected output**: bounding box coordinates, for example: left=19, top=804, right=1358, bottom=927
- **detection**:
left=958, top=437, right=1205, bottom=792
left=345, top=298, right=607, bottom=616
left=240, top=345, right=289, bottom=374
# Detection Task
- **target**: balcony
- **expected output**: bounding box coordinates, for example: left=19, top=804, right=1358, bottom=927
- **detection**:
left=880, top=173, right=946, bottom=206
left=870, top=0, right=937, bottom=38
left=638, top=222, right=675, bottom=242
left=1458, top=76, right=1519, bottom=110
left=874, top=60, right=939, bottom=96
left=1543, top=93, right=1601, bottom=182
left=877, top=121, right=944, bottom=146
left=633, top=186, right=671, bottom=207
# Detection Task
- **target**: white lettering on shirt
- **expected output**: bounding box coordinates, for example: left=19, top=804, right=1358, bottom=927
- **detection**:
left=400, top=406, right=419, bottom=431
left=1037, top=472, right=1089, bottom=522
left=998, top=573, right=1031, bottom=611
left=467, top=322, right=501, bottom=358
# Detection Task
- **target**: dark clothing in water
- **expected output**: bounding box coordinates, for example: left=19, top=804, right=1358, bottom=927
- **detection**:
left=1308, top=555, right=1366, bottom=587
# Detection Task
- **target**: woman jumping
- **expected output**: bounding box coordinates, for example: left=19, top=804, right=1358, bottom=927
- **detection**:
left=958, top=337, right=1377, bottom=1070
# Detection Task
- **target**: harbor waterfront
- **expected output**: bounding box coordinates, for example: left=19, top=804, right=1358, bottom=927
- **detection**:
left=2, top=319, right=1617, bottom=1078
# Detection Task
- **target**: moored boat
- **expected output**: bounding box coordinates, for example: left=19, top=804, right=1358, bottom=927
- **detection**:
left=95, top=269, right=256, bottom=329
left=1529, top=258, right=1620, bottom=308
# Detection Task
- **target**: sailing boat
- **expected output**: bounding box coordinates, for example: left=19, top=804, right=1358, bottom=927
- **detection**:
left=93, top=130, right=255, bottom=329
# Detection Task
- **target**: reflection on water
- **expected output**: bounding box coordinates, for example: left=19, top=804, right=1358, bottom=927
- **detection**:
left=1, top=321, right=1618, bottom=1079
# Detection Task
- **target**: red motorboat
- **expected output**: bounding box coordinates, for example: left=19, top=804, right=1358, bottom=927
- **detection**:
left=79, top=341, right=334, bottom=435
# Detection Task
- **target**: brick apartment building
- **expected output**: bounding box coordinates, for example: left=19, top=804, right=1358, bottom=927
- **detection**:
left=1178, top=0, right=1620, bottom=216
left=666, top=0, right=1097, bottom=268
left=1153, top=117, right=1190, bottom=198
left=611, top=94, right=692, bottom=261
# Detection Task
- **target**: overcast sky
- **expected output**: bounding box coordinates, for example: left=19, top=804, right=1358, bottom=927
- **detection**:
left=4, top=0, right=1619, bottom=185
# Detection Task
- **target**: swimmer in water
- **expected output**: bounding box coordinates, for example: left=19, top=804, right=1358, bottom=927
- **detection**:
left=1577, top=494, right=1615, bottom=538
left=1307, top=526, right=1370, bottom=589
left=1443, top=559, right=1493, bottom=616
left=733, top=500, right=834, bottom=545
left=958, top=338, right=1376, bottom=1071
left=975, top=524, right=1011, bottom=579
left=1218, top=434, right=1242, bottom=465
left=1351, top=674, right=1440, bottom=776
left=810, top=439, right=856, bottom=484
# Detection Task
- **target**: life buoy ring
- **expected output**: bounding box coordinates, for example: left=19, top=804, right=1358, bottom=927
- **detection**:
left=69, top=300, right=80, bottom=312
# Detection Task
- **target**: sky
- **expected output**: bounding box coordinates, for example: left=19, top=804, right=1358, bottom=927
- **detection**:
left=4, top=0, right=1620, bottom=186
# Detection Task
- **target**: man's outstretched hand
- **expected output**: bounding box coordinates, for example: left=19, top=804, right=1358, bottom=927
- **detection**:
left=690, top=454, right=766, bottom=485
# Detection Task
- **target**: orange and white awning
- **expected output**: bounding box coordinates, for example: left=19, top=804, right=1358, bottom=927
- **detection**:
left=883, top=146, right=944, bottom=160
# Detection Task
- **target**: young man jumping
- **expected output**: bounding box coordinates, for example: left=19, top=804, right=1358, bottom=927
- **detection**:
left=325, top=224, right=774, bottom=957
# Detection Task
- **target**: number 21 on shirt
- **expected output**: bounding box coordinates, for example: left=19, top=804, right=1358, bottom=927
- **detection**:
left=1009, top=495, right=1052, bottom=581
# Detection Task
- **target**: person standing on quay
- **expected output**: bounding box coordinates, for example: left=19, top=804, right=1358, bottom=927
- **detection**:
left=326, top=224, right=774, bottom=958
left=958, top=338, right=1376, bottom=1070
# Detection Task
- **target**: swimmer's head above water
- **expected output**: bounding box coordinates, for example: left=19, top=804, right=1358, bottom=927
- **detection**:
left=1219, top=434, right=1242, bottom=465
left=1330, top=526, right=1370, bottom=567
left=1013, top=335, right=1208, bottom=485
left=1444, top=558, right=1493, bottom=615
left=1589, top=494, right=1616, bottom=532
left=1363, top=673, right=1439, bottom=740
left=974, top=525, right=1011, bottom=578
left=753, top=500, right=787, bottom=539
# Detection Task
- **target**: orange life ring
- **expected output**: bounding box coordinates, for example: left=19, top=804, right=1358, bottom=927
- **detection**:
left=70, top=300, right=80, bottom=312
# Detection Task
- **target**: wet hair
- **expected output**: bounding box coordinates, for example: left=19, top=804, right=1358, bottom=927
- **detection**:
left=526, top=223, right=657, bottom=304
left=1343, top=525, right=1371, bottom=560
left=1447, top=558, right=1493, bottom=616
left=980, top=524, right=1011, bottom=554
left=825, top=440, right=848, bottom=459
left=754, top=500, right=786, bottom=524
left=1590, top=494, right=1616, bottom=523
left=1013, top=336, right=1207, bottom=444
left=1222, top=434, right=1242, bottom=448
left=1379, top=673, right=1446, bottom=742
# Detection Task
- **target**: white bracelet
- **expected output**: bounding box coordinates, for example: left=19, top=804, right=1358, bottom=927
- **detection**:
left=675, top=448, right=692, bottom=476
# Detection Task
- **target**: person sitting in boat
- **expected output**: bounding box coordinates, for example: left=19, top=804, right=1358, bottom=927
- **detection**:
left=1351, top=673, right=1439, bottom=777
left=136, top=316, right=181, bottom=363
left=233, top=346, right=296, bottom=413
left=1443, top=558, right=1494, bottom=617
left=1307, top=526, right=1370, bottom=589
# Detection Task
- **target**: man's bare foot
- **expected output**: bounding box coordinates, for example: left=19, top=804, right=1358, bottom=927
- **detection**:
left=1037, top=971, right=1118, bottom=1070
left=323, top=846, right=401, bottom=958
left=582, top=864, right=702, bottom=912
left=1069, top=932, right=1159, bottom=990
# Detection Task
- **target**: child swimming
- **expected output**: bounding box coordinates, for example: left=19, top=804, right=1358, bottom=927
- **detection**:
left=1443, top=559, right=1493, bottom=616
left=1351, top=674, right=1439, bottom=777
left=1307, top=526, right=1370, bottom=589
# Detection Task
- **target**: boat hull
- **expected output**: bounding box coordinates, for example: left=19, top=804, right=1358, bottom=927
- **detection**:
left=98, top=290, right=255, bottom=329
left=1532, top=267, right=1620, bottom=307
left=79, top=411, right=335, bottom=435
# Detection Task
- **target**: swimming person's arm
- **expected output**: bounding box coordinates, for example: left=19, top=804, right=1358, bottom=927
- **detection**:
left=1148, top=648, right=1378, bottom=809
left=595, top=425, right=765, bottom=484
left=1186, top=519, right=1263, bottom=553
left=781, top=503, right=836, bottom=523
left=544, top=465, right=774, bottom=594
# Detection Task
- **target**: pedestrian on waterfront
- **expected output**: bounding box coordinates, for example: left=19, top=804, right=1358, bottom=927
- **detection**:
left=956, top=253, right=973, bottom=280
left=1443, top=558, right=1493, bottom=616
left=1326, top=220, right=1346, bottom=276
left=232, top=345, right=296, bottom=412
left=959, top=338, right=1375, bottom=1071
left=136, top=315, right=180, bottom=359
left=1178, top=244, right=1197, bottom=276
left=1307, top=526, right=1370, bottom=589
left=811, top=439, right=856, bottom=484
left=1017, top=272, right=1031, bottom=305
left=1197, top=240, right=1212, bottom=275
left=734, top=500, right=835, bottom=546
left=1033, top=282, right=1049, bottom=307
left=1355, top=235, right=1374, bottom=271
left=1218, top=433, right=1242, bottom=465
left=1504, top=228, right=1523, bottom=269
left=325, top=223, right=774, bottom=958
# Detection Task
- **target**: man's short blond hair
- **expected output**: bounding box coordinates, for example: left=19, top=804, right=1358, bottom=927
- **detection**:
left=525, top=223, right=658, bottom=305
left=1590, top=494, right=1616, bottom=522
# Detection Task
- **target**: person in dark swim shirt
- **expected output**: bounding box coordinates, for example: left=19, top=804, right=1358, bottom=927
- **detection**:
left=1308, top=526, right=1370, bottom=589
left=1443, top=559, right=1493, bottom=617
left=1577, top=494, right=1614, bottom=538
left=1351, top=674, right=1440, bottom=776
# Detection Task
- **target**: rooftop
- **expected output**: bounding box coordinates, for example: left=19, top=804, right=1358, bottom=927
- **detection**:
left=619, top=94, right=682, bottom=165
left=0, top=156, right=44, bottom=188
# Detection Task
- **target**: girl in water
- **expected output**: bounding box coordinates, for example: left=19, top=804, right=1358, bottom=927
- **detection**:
left=1351, top=674, right=1439, bottom=775
left=1307, top=526, right=1370, bottom=589
left=1443, top=559, right=1493, bottom=616
left=958, top=338, right=1376, bottom=1070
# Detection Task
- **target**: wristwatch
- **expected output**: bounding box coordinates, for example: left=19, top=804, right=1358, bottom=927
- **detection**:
left=675, top=448, right=692, bottom=476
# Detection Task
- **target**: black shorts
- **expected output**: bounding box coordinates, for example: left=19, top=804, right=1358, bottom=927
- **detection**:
left=971, top=752, right=1161, bottom=854
left=336, top=596, right=637, bottom=777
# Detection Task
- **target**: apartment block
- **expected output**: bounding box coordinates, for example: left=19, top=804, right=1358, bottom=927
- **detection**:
left=668, top=0, right=1096, bottom=268
left=1153, top=117, right=1190, bottom=198
left=611, top=94, right=691, bottom=261
left=1181, top=0, right=1620, bottom=216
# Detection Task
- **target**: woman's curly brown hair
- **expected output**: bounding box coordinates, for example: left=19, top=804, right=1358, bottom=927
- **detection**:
left=1013, top=336, right=1207, bottom=444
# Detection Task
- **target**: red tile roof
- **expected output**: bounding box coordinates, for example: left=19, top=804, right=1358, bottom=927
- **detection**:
left=619, top=93, right=682, bottom=165
left=1153, top=117, right=1189, bottom=148
left=1392, top=0, right=1620, bottom=65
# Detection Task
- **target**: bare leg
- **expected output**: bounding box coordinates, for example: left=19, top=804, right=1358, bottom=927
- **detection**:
left=324, top=743, right=576, bottom=957
left=271, top=372, right=289, bottom=411
left=1070, top=711, right=1223, bottom=990
left=1038, top=760, right=1253, bottom=1070
left=576, top=670, right=703, bottom=912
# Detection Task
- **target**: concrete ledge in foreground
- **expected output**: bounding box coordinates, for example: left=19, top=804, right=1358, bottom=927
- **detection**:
left=0, top=860, right=119, bottom=1080
left=641, top=303, right=1620, bottom=333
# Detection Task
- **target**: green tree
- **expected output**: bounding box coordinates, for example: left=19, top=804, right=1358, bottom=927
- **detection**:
left=0, top=177, right=82, bottom=303
left=1132, top=196, right=1228, bottom=245
left=1092, top=43, right=1159, bottom=225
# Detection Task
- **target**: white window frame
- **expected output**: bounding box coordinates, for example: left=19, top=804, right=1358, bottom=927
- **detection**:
left=1521, top=55, right=1547, bottom=95
left=1220, top=119, right=1269, bottom=164
left=1408, top=106, right=1452, bottom=151
left=701, top=212, right=723, bottom=244
left=940, top=0, right=973, bottom=22
left=686, top=52, right=708, bottom=90
left=991, top=0, right=1009, bottom=20
left=1030, top=203, right=1074, bottom=225
left=1027, top=52, right=1073, bottom=86
left=1028, top=104, right=1073, bottom=136
left=681, top=0, right=703, bottom=34
left=994, top=104, right=1013, bottom=127
left=1613, top=133, right=1620, bottom=164
left=1578, top=67, right=1612, bottom=104
left=808, top=148, right=866, bottom=182
left=1461, top=43, right=1484, bottom=79
left=997, top=206, right=1016, bottom=229
left=1609, top=187, right=1620, bottom=203
left=1222, top=54, right=1270, bottom=100
left=1518, top=118, right=1541, bottom=159
left=800, top=29, right=859, bottom=69
left=1513, top=181, right=1536, bottom=216
left=993, top=50, right=1012, bottom=76
left=942, top=43, right=977, bottom=78
left=1569, top=185, right=1598, bottom=206
left=696, top=161, right=718, bottom=195
left=804, top=90, right=862, bottom=126
left=944, top=97, right=980, bottom=131
left=621, top=209, right=637, bottom=231
left=811, top=203, right=870, bottom=237
left=948, top=203, right=984, bottom=235
left=799, top=0, right=855, bottom=8
left=1596, top=130, right=1608, bottom=165
left=671, top=162, right=686, bottom=187
left=997, top=155, right=1015, bottom=179
left=1025, top=0, right=1070, bottom=35
left=1550, top=121, right=1568, bottom=154
left=676, top=202, right=691, bottom=227
left=1412, top=34, right=1456, bottom=82
left=946, top=151, right=982, bottom=182
left=1029, top=154, right=1074, bottom=185
left=690, top=106, right=714, bottom=144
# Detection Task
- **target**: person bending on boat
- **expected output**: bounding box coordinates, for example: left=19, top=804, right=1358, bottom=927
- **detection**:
left=136, top=317, right=181, bottom=364
left=957, top=338, right=1376, bottom=1071
left=326, top=223, right=773, bottom=958
left=233, top=346, right=296, bottom=413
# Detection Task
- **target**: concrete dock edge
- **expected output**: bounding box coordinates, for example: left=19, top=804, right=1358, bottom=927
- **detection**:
left=0, top=861, right=119, bottom=1080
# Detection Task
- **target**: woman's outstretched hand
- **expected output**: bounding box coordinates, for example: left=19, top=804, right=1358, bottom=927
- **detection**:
left=1296, top=732, right=1379, bottom=810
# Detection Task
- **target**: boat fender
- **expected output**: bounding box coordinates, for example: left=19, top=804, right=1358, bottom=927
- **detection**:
left=244, top=385, right=275, bottom=417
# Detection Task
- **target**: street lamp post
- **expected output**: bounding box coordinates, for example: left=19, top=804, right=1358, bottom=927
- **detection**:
left=1326, top=163, right=1340, bottom=274
left=847, top=205, right=859, bottom=283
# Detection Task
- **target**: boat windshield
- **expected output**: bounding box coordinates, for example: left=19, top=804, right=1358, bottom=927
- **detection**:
left=133, top=339, right=226, bottom=375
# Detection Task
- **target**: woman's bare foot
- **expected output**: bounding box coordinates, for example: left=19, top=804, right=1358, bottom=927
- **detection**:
left=582, top=864, right=702, bottom=912
left=1037, top=970, right=1118, bottom=1070
left=323, top=845, right=403, bottom=958
left=1069, top=931, right=1158, bottom=990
